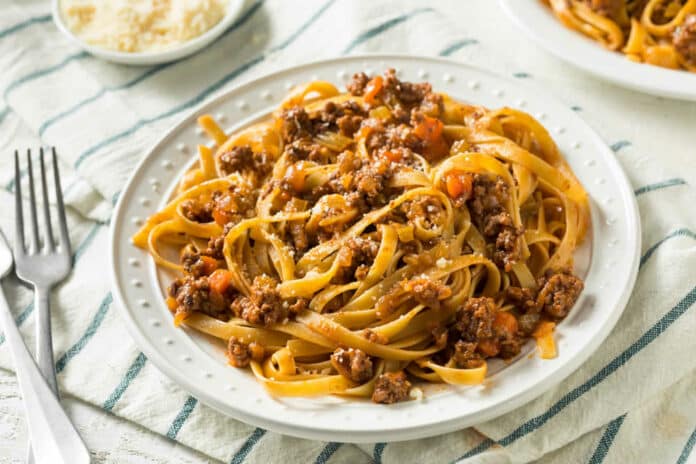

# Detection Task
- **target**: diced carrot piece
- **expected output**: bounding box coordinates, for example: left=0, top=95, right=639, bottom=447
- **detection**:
left=477, top=338, right=500, bottom=357
left=445, top=172, right=464, bottom=198
left=532, top=321, right=556, bottom=338
left=444, top=171, right=473, bottom=199
left=212, top=208, right=232, bottom=226
left=200, top=256, right=218, bottom=275
left=285, top=163, right=307, bottom=192
left=383, top=150, right=402, bottom=162
left=357, top=125, right=374, bottom=140
left=428, top=137, right=450, bottom=158
left=414, top=115, right=449, bottom=158
left=209, top=269, right=233, bottom=295
left=413, top=115, right=443, bottom=141
left=165, top=297, right=178, bottom=311
left=363, top=75, right=383, bottom=104
left=173, top=312, right=188, bottom=327
left=493, top=311, right=519, bottom=336
left=536, top=333, right=557, bottom=359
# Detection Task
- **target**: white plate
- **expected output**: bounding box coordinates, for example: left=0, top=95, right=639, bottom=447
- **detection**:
left=499, top=0, right=696, bottom=101
left=110, top=55, right=641, bottom=443
left=52, top=0, right=245, bottom=66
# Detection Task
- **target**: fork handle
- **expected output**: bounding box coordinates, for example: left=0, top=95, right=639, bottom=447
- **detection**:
left=33, top=286, right=58, bottom=394
left=27, top=286, right=60, bottom=464
left=0, top=287, right=90, bottom=464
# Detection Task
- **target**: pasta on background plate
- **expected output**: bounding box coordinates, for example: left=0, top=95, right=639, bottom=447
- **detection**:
left=133, top=69, right=589, bottom=404
left=544, top=0, right=696, bottom=72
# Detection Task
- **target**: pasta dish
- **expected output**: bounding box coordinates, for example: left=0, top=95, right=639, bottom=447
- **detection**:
left=543, top=0, right=696, bottom=72
left=133, top=70, right=589, bottom=403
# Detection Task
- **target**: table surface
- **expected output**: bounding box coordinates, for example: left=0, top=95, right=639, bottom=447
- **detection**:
left=1, top=0, right=695, bottom=462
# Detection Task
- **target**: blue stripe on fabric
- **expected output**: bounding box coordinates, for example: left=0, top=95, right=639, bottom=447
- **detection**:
left=38, top=66, right=167, bottom=137
left=373, top=442, right=387, bottom=463
left=513, top=72, right=531, bottom=78
left=610, top=140, right=631, bottom=152
left=314, top=442, right=341, bottom=464
left=55, top=292, right=113, bottom=373
left=0, top=296, right=37, bottom=346
left=166, top=396, right=198, bottom=440
left=0, top=108, right=9, bottom=125
left=492, top=286, right=696, bottom=447
left=453, top=285, right=696, bottom=462
left=0, top=15, right=51, bottom=40
left=634, top=178, right=687, bottom=196
left=0, top=222, right=101, bottom=346
left=102, top=352, right=148, bottom=412
left=74, top=0, right=335, bottom=169
left=640, top=229, right=696, bottom=268
left=588, top=414, right=626, bottom=464
left=450, top=438, right=496, bottom=462
left=4, top=52, right=89, bottom=98
left=37, top=0, right=265, bottom=137
left=438, top=39, right=478, bottom=56
left=343, top=8, right=434, bottom=54
left=230, top=428, right=267, bottom=464
left=677, top=425, right=696, bottom=464
left=571, top=105, right=582, bottom=111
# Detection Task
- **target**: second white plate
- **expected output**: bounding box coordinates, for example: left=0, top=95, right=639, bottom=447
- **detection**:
left=499, top=0, right=696, bottom=101
left=110, top=55, right=641, bottom=443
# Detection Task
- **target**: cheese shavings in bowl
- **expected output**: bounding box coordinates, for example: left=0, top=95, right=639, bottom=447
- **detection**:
left=60, top=0, right=228, bottom=53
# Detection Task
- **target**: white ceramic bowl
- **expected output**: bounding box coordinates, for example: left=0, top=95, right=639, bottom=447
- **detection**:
left=110, top=55, right=641, bottom=443
left=52, top=0, right=246, bottom=66
left=499, top=0, right=696, bottom=101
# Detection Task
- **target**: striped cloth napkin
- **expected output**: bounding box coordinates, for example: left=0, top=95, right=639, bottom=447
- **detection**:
left=1, top=0, right=695, bottom=462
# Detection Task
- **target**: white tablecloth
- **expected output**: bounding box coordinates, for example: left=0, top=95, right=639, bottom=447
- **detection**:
left=0, top=1, right=695, bottom=463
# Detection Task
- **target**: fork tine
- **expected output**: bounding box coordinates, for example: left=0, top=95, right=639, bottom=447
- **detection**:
left=14, top=150, right=25, bottom=256
left=39, top=148, right=55, bottom=252
left=25, top=149, right=41, bottom=254
left=52, top=147, right=71, bottom=254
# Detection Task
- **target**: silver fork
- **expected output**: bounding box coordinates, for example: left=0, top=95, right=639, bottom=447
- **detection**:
left=13, top=148, right=89, bottom=463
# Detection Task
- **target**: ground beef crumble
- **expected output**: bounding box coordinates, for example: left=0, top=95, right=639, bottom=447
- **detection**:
left=452, top=340, right=484, bottom=369
left=453, top=296, right=497, bottom=342
left=227, top=336, right=264, bottom=368
left=348, top=69, right=443, bottom=117
left=504, top=270, right=584, bottom=331
left=332, top=235, right=381, bottom=284
left=674, top=14, right=696, bottom=65
left=402, top=277, right=452, bottom=310
left=168, top=275, right=231, bottom=320
left=330, top=347, right=373, bottom=383
left=583, top=0, right=624, bottom=20
left=467, top=174, right=523, bottom=271
left=536, top=271, right=584, bottom=318
left=231, top=275, right=287, bottom=326
left=372, top=371, right=412, bottom=404
left=363, top=328, right=388, bottom=344
left=218, top=145, right=274, bottom=180
left=180, top=199, right=213, bottom=223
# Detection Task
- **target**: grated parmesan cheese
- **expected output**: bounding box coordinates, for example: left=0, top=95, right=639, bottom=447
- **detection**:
left=60, top=0, right=227, bottom=53
left=409, top=387, right=423, bottom=401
